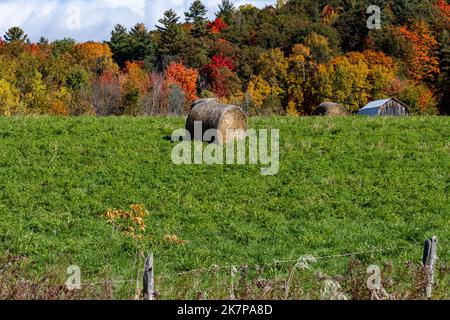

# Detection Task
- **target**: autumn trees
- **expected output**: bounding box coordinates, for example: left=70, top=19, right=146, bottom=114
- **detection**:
left=0, top=0, right=449, bottom=116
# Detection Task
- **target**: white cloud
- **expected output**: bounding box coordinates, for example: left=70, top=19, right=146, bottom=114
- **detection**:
left=0, top=0, right=273, bottom=42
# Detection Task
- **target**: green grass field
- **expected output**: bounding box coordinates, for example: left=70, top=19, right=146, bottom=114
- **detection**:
left=0, top=116, right=448, bottom=299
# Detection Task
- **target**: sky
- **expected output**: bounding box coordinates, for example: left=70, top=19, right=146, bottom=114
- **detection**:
left=0, top=0, right=274, bottom=42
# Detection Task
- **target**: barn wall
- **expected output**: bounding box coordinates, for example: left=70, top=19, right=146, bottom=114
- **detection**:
left=358, top=108, right=379, bottom=116
left=379, top=100, right=408, bottom=116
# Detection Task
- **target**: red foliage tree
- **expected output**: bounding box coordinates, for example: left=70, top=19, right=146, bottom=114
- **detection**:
left=210, top=54, right=235, bottom=71
left=99, top=70, right=115, bottom=86
left=92, top=70, right=122, bottom=115
left=436, top=0, right=450, bottom=18
left=208, top=18, right=228, bottom=34
left=29, top=43, right=41, bottom=55
left=202, top=54, right=237, bottom=98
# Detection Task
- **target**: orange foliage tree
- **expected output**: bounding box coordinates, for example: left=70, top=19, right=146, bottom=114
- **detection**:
left=75, top=42, right=118, bottom=75
left=118, top=61, right=150, bottom=115
left=122, top=60, right=149, bottom=94
left=165, top=62, right=199, bottom=104
left=399, top=20, right=440, bottom=82
left=208, top=18, right=228, bottom=34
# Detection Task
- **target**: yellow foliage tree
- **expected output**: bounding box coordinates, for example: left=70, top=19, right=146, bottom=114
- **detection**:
left=0, top=79, right=20, bottom=116
left=23, top=71, right=51, bottom=114
left=255, top=48, right=288, bottom=94
left=246, top=75, right=272, bottom=111
left=0, top=57, right=18, bottom=84
left=305, top=32, right=333, bottom=63
left=49, top=87, right=72, bottom=116
left=286, top=44, right=312, bottom=115
left=346, top=50, right=398, bottom=99
left=312, top=56, right=370, bottom=112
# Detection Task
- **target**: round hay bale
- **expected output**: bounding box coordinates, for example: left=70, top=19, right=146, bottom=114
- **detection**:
left=315, top=102, right=348, bottom=116
left=186, top=99, right=247, bottom=144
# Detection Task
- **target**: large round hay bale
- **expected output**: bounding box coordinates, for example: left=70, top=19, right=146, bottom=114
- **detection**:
left=186, top=99, right=247, bottom=144
left=315, top=102, right=348, bottom=116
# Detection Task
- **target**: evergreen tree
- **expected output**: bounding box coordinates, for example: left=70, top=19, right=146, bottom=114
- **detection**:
left=185, top=0, right=208, bottom=37
left=156, top=9, right=180, bottom=32
left=129, top=23, right=155, bottom=63
left=108, top=23, right=157, bottom=69
left=156, top=10, right=183, bottom=57
left=108, top=24, right=132, bottom=67
left=4, top=27, right=29, bottom=43
left=216, top=0, right=235, bottom=25
left=38, top=36, right=49, bottom=46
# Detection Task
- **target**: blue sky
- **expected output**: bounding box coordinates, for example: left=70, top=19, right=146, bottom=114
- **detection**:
left=0, top=0, right=274, bottom=42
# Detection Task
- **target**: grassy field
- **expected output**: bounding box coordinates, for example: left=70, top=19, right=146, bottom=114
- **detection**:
left=0, top=116, right=448, bottom=299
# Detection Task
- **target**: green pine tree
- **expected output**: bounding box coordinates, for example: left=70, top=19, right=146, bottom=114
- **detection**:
left=185, top=0, right=208, bottom=37
left=129, top=23, right=155, bottom=63
left=108, top=24, right=132, bottom=67
left=38, top=36, right=49, bottom=46
left=156, top=10, right=183, bottom=57
left=4, top=27, right=29, bottom=43
left=156, top=9, right=180, bottom=32
left=216, top=0, right=235, bottom=25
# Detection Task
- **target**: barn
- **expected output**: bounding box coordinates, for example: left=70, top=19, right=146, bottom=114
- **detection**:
left=358, top=98, right=409, bottom=116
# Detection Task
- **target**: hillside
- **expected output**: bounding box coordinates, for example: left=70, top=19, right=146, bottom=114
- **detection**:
left=0, top=116, right=448, bottom=299
left=1, top=0, right=450, bottom=118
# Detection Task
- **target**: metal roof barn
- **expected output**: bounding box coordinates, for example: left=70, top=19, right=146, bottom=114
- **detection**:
left=358, top=98, right=410, bottom=116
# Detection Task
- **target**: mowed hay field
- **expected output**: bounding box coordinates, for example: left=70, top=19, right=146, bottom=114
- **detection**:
left=0, top=116, right=448, bottom=299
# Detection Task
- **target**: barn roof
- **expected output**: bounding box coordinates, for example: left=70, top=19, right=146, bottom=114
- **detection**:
left=360, top=98, right=392, bottom=111
left=360, top=97, right=409, bottom=111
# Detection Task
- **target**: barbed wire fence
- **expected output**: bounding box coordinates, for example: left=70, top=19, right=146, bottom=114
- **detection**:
left=58, top=237, right=439, bottom=300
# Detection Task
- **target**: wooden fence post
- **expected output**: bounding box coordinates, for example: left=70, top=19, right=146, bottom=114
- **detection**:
left=143, top=253, right=154, bottom=300
left=230, top=266, right=237, bottom=300
left=422, top=237, right=437, bottom=299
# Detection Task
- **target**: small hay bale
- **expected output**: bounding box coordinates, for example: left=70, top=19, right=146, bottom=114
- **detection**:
left=315, top=102, right=348, bottom=116
left=186, top=99, right=247, bottom=144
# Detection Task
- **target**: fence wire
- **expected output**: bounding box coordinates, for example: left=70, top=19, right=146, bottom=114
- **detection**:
left=25, top=244, right=412, bottom=288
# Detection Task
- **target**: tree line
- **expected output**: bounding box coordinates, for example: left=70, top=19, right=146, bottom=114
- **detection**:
left=0, top=0, right=449, bottom=116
